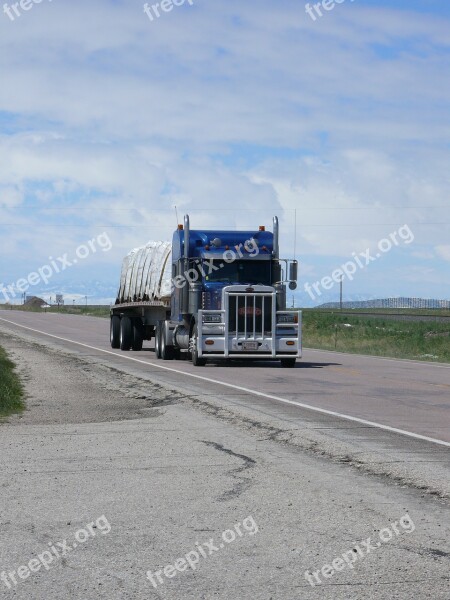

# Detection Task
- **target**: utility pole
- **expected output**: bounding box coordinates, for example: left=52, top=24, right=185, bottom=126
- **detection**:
left=340, top=276, right=343, bottom=311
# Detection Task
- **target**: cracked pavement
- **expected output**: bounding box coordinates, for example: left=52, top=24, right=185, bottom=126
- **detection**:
left=0, top=331, right=449, bottom=599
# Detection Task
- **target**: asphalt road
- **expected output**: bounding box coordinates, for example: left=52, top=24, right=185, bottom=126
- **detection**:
left=0, top=310, right=449, bottom=445
left=0, top=310, right=449, bottom=599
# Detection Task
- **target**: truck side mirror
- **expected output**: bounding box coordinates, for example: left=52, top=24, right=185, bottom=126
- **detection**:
left=289, top=261, right=298, bottom=290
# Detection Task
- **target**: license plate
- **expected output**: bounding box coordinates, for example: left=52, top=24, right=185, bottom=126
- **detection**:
left=242, top=341, right=258, bottom=351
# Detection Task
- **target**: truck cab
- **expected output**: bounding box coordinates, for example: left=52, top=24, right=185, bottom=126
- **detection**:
left=156, top=215, right=301, bottom=367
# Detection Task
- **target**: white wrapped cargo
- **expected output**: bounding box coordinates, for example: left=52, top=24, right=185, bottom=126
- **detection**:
left=117, top=241, right=172, bottom=304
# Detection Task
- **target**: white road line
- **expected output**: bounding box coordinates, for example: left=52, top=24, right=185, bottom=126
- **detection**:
left=305, top=347, right=450, bottom=368
left=1, top=316, right=450, bottom=449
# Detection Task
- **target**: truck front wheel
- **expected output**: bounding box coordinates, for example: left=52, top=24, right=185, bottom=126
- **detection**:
left=160, top=325, right=175, bottom=360
left=120, top=316, right=133, bottom=351
left=190, top=326, right=206, bottom=367
left=110, top=315, right=120, bottom=349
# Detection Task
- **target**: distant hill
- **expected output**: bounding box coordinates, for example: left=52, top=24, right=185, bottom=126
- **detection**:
left=317, top=298, right=450, bottom=310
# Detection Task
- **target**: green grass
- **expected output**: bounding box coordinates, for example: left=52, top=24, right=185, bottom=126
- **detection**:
left=302, top=311, right=450, bottom=363
left=0, top=304, right=110, bottom=318
left=311, top=308, right=450, bottom=317
left=0, top=345, right=25, bottom=417
left=47, top=305, right=111, bottom=318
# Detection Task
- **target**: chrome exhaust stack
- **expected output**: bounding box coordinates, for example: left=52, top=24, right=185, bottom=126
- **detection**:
left=182, top=214, right=191, bottom=314
left=273, top=216, right=279, bottom=259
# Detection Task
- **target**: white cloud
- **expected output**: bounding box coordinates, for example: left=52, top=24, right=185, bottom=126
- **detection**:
left=0, top=1, right=449, bottom=298
left=435, top=245, right=450, bottom=262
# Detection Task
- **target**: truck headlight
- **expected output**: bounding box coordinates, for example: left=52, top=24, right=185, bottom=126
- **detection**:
left=277, top=313, right=298, bottom=324
left=203, top=314, right=222, bottom=324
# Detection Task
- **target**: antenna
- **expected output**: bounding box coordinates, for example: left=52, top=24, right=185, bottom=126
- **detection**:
left=294, top=208, right=297, bottom=262
left=174, top=205, right=179, bottom=227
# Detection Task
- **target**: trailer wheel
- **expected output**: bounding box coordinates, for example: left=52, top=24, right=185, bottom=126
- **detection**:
left=120, top=316, right=133, bottom=351
left=280, top=358, right=296, bottom=368
left=110, top=315, right=121, bottom=349
left=132, top=319, right=144, bottom=351
left=160, top=325, right=175, bottom=360
left=154, top=322, right=161, bottom=358
left=190, top=325, right=206, bottom=367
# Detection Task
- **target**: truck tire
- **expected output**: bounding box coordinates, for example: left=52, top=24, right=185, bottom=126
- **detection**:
left=155, top=321, right=162, bottom=358
left=110, top=315, right=121, bottom=349
left=190, top=325, right=206, bottom=366
left=280, top=358, right=296, bottom=368
left=120, top=316, right=133, bottom=351
left=132, top=319, right=144, bottom=351
left=160, top=325, right=175, bottom=360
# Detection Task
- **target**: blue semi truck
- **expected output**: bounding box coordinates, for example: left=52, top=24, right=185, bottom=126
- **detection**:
left=111, top=215, right=301, bottom=367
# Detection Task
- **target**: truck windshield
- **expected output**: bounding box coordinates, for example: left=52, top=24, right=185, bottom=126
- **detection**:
left=205, top=260, right=272, bottom=285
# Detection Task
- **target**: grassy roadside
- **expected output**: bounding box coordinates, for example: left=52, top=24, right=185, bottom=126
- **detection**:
left=0, top=304, right=110, bottom=318
left=0, top=345, right=25, bottom=417
left=302, top=311, right=450, bottom=363
left=314, top=308, right=450, bottom=317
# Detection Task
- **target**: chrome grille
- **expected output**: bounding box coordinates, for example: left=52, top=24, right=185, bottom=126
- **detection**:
left=227, top=294, right=272, bottom=338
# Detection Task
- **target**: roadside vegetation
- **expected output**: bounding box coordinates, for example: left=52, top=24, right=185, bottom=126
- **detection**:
left=302, top=311, right=450, bottom=363
left=0, top=304, right=110, bottom=318
left=0, top=345, right=25, bottom=417
left=315, top=308, right=450, bottom=317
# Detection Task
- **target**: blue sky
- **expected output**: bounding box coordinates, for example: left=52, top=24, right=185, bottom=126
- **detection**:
left=0, top=0, right=449, bottom=306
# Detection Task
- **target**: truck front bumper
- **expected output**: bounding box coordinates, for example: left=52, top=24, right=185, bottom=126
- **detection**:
left=198, top=310, right=302, bottom=359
